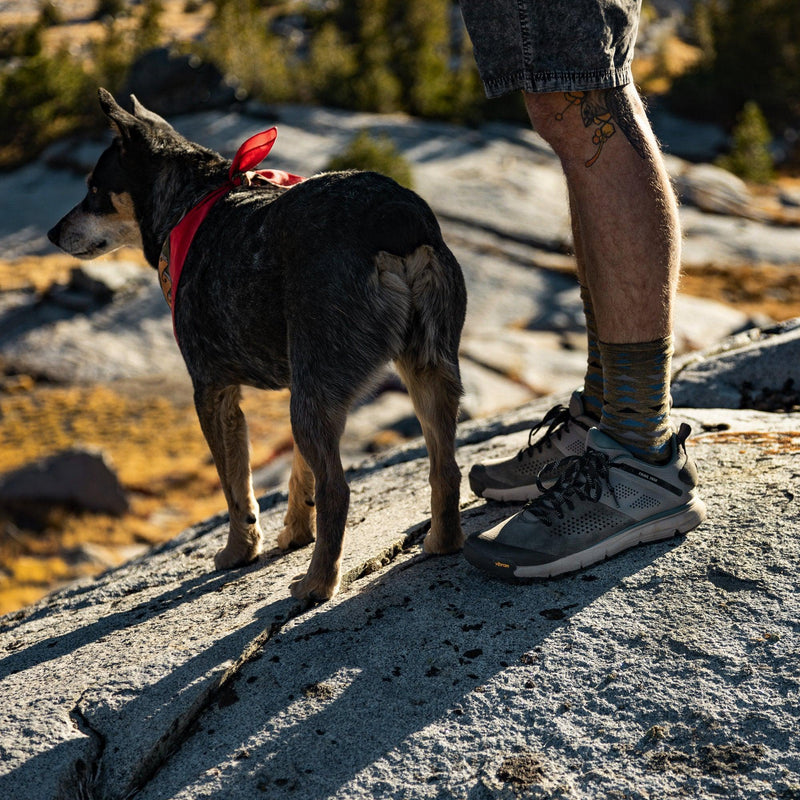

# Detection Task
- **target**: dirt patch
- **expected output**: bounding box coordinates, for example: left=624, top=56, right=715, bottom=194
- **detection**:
left=496, top=751, right=546, bottom=786
left=740, top=378, right=800, bottom=413
left=696, top=430, right=800, bottom=456
left=680, top=262, right=800, bottom=323
left=646, top=740, right=764, bottom=777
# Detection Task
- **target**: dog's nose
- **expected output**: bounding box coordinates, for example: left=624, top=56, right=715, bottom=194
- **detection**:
left=47, top=223, right=61, bottom=246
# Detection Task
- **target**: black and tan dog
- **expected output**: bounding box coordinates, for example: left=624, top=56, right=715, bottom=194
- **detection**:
left=48, top=89, right=467, bottom=600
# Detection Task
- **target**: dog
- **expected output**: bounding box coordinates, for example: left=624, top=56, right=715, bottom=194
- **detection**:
left=48, top=89, right=467, bottom=600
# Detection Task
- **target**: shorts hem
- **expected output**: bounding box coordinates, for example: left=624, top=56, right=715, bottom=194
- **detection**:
left=482, top=64, right=634, bottom=98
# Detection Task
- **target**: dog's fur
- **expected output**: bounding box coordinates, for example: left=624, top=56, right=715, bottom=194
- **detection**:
left=48, top=89, right=467, bottom=600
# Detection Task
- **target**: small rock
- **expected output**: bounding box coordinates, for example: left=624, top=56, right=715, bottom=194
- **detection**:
left=69, top=261, right=150, bottom=298
left=0, top=449, right=129, bottom=515
left=674, top=163, right=762, bottom=219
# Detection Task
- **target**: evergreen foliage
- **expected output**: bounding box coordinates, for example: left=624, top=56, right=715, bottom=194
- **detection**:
left=670, top=0, right=800, bottom=136
left=203, top=0, right=294, bottom=103
left=93, top=0, right=127, bottom=21
left=38, top=2, right=63, bottom=27
left=716, top=102, right=775, bottom=183
left=0, top=47, right=93, bottom=168
left=325, top=130, right=414, bottom=189
left=135, top=0, right=164, bottom=53
left=0, top=3, right=167, bottom=168
left=202, top=0, right=487, bottom=121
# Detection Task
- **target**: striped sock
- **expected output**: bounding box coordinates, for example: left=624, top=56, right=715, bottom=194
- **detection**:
left=580, top=283, right=603, bottom=421
left=598, top=336, right=674, bottom=463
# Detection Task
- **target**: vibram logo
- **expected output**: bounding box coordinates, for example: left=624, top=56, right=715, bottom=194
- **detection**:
left=494, top=561, right=511, bottom=569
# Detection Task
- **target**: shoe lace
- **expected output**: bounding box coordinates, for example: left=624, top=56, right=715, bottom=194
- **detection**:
left=516, top=405, right=572, bottom=461
left=526, top=449, right=618, bottom=526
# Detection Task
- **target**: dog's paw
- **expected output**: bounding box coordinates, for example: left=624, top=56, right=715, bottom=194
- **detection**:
left=289, top=571, right=339, bottom=602
left=423, top=526, right=465, bottom=555
left=277, top=521, right=315, bottom=550
left=214, top=539, right=262, bottom=570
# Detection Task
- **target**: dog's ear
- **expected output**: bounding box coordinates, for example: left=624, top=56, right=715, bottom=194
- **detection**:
left=98, top=87, right=141, bottom=141
left=129, top=95, right=174, bottom=131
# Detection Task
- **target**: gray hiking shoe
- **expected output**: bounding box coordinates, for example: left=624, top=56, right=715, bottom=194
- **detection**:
left=468, top=392, right=595, bottom=502
left=464, top=424, right=706, bottom=579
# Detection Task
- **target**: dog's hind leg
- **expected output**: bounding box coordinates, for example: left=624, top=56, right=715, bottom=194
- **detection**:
left=287, top=390, right=350, bottom=601
left=277, top=445, right=316, bottom=549
left=387, top=243, right=465, bottom=554
left=194, top=384, right=263, bottom=569
left=395, top=358, right=464, bottom=555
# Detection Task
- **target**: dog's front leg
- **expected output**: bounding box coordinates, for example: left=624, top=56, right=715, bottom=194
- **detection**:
left=277, top=445, right=316, bottom=549
left=195, top=384, right=263, bottom=569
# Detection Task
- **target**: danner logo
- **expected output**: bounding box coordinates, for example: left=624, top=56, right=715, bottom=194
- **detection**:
left=616, top=463, right=682, bottom=496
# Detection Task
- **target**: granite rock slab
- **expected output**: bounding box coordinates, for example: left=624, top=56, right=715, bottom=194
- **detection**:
left=1, top=400, right=798, bottom=800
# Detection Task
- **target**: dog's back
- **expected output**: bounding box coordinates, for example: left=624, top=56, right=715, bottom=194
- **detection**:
left=176, top=170, right=466, bottom=405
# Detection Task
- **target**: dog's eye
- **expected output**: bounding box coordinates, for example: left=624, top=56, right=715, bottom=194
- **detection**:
left=91, top=186, right=98, bottom=194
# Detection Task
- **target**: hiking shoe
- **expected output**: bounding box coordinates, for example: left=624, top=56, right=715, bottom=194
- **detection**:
left=468, top=392, right=595, bottom=502
left=463, top=424, right=706, bottom=579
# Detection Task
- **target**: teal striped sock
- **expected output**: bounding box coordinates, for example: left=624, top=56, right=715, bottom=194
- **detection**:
left=598, top=336, right=674, bottom=463
left=580, top=283, right=603, bottom=421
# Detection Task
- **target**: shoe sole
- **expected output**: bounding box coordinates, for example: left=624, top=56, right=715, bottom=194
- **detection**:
left=463, top=497, right=707, bottom=579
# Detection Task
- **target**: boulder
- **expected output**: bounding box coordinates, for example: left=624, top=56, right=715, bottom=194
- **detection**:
left=0, top=448, right=128, bottom=516
left=0, top=397, right=797, bottom=800
left=672, top=318, right=800, bottom=409
left=120, top=48, right=238, bottom=116
left=673, top=162, right=761, bottom=219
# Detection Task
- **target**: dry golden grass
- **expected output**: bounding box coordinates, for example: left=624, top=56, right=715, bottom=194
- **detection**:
left=680, top=263, right=800, bottom=322
left=632, top=35, right=703, bottom=96
left=0, top=379, right=293, bottom=615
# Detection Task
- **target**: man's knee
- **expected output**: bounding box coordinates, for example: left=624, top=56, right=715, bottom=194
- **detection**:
left=524, top=86, right=649, bottom=168
left=524, top=90, right=603, bottom=165
left=524, top=91, right=569, bottom=138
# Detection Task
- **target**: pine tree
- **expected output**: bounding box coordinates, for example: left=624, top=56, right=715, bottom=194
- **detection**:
left=717, top=101, right=775, bottom=183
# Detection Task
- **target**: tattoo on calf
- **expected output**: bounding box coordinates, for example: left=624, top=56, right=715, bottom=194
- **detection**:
left=555, top=89, right=648, bottom=167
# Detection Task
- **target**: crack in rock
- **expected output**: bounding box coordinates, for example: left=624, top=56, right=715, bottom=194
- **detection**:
left=111, top=524, right=427, bottom=799
left=62, top=691, right=106, bottom=800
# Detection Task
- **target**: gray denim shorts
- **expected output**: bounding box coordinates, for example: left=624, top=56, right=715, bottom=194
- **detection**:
left=459, top=0, right=641, bottom=97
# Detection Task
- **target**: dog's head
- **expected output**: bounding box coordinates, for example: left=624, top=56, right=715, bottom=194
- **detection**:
left=48, top=89, right=175, bottom=259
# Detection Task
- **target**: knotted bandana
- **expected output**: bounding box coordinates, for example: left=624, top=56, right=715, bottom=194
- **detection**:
left=158, top=128, right=304, bottom=334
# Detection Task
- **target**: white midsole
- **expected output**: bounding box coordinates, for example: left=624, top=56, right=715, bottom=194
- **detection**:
left=513, top=497, right=708, bottom=578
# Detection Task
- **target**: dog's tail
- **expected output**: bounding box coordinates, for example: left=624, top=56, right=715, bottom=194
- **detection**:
left=375, top=244, right=466, bottom=372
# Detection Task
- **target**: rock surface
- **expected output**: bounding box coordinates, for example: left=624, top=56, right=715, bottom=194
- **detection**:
left=1, top=324, right=799, bottom=800
left=672, top=319, right=800, bottom=410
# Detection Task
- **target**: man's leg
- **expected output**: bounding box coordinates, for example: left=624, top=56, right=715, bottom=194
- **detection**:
left=467, top=84, right=673, bottom=500
left=463, top=84, right=706, bottom=579
left=568, top=186, right=604, bottom=422
left=526, top=85, right=678, bottom=344
left=526, top=85, right=677, bottom=462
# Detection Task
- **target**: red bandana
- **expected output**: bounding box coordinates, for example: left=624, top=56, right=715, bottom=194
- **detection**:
left=158, top=128, right=304, bottom=334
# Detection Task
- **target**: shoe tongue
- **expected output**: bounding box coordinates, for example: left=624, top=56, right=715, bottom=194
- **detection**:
left=568, top=391, right=585, bottom=418
left=586, top=427, right=633, bottom=458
